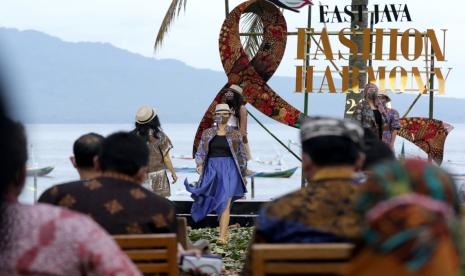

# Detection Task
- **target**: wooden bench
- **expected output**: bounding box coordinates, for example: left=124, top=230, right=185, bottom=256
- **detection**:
left=251, top=243, right=354, bottom=275
left=113, top=233, right=178, bottom=275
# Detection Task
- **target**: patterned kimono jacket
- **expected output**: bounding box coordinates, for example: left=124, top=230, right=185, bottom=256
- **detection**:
left=147, top=131, right=173, bottom=197
left=353, top=99, right=386, bottom=139
left=195, top=126, right=248, bottom=184
left=382, top=108, right=401, bottom=145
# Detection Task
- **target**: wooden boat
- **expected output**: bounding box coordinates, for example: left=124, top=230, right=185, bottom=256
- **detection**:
left=251, top=167, right=298, bottom=178
left=172, top=155, right=194, bottom=160
left=175, top=167, right=197, bottom=173
left=175, top=167, right=298, bottom=178
left=27, top=166, right=54, bottom=177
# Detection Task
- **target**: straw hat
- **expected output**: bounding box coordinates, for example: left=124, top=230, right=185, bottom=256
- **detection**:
left=135, top=106, right=157, bottom=124
left=229, top=84, right=243, bottom=94
left=378, top=94, right=392, bottom=102
left=214, top=104, right=232, bottom=114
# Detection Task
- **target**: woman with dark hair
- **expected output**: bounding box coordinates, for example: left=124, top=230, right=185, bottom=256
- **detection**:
left=185, top=104, right=247, bottom=244
left=352, top=83, right=387, bottom=140
left=223, top=84, right=251, bottom=160
left=134, top=106, right=177, bottom=197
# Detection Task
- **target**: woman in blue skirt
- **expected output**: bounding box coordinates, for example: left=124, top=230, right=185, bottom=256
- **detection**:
left=185, top=103, right=247, bottom=244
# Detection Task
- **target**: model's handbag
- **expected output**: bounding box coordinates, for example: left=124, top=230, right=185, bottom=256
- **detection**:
left=180, top=254, right=222, bottom=275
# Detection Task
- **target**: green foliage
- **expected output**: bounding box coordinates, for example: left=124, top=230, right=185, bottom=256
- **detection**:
left=188, top=226, right=254, bottom=273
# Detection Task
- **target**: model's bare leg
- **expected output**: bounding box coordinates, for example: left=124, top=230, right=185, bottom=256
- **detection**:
left=218, top=198, right=232, bottom=244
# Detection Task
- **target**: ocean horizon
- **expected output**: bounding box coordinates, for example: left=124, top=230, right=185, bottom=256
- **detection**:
left=20, top=123, right=465, bottom=204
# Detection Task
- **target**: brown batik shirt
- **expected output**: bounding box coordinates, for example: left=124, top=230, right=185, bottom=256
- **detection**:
left=38, top=172, right=177, bottom=235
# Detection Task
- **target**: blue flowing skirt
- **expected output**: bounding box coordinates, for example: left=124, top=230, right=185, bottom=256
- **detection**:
left=184, top=157, right=246, bottom=222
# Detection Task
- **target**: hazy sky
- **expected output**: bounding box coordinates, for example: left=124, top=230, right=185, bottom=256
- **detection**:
left=1, top=0, right=464, bottom=98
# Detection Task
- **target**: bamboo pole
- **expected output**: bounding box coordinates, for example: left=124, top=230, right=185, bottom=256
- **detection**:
left=224, top=0, right=229, bottom=18
left=402, top=93, right=422, bottom=118
left=301, top=5, right=312, bottom=188
left=429, top=46, right=435, bottom=119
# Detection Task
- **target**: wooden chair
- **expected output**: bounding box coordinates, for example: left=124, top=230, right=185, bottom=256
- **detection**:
left=113, top=233, right=178, bottom=275
left=251, top=243, right=354, bottom=276
left=176, top=217, right=189, bottom=250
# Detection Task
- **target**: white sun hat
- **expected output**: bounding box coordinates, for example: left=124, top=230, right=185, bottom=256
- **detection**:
left=214, top=104, right=232, bottom=114
left=135, top=106, right=157, bottom=124
left=228, top=84, right=243, bottom=94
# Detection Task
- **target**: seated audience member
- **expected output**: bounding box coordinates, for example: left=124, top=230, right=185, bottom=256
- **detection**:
left=362, top=127, right=395, bottom=170
left=347, top=159, right=464, bottom=276
left=70, top=132, right=104, bottom=180
left=39, top=132, right=177, bottom=235
left=0, top=120, right=139, bottom=275
left=354, top=127, right=396, bottom=184
left=253, top=117, right=365, bottom=243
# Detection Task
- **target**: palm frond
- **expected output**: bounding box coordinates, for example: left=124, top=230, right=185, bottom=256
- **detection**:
left=154, top=0, right=187, bottom=52
left=241, top=13, right=263, bottom=59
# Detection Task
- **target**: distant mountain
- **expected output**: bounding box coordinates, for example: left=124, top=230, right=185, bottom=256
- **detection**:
left=0, top=27, right=464, bottom=124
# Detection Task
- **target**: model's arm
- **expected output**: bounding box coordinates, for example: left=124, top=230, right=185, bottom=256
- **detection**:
left=163, top=154, right=177, bottom=183
left=195, top=131, right=208, bottom=174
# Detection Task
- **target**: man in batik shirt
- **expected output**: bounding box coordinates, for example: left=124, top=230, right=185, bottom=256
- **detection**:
left=242, top=117, right=366, bottom=275
left=39, top=132, right=177, bottom=235
left=252, top=117, right=365, bottom=243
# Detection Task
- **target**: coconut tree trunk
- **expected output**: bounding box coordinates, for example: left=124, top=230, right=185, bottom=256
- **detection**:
left=344, top=0, right=369, bottom=117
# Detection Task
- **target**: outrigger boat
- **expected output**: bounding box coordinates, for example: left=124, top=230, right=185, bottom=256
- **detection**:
left=251, top=167, right=298, bottom=178
left=26, top=166, right=54, bottom=177
left=175, top=166, right=298, bottom=178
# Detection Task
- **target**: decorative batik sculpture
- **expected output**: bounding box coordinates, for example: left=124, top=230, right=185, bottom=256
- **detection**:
left=192, top=0, right=308, bottom=156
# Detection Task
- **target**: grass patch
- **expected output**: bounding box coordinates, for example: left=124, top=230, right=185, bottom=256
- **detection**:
left=188, top=225, right=254, bottom=273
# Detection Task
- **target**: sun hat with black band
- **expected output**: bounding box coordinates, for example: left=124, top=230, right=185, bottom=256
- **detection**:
left=135, top=106, right=157, bottom=124
left=300, top=116, right=364, bottom=149
left=214, top=103, right=233, bottom=114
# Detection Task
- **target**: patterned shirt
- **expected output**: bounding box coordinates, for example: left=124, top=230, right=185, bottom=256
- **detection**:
left=352, top=99, right=386, bottom=139
left=0, top=202, right=140, bottom=275
left=382, top=108, right=401, bottom=145
left=147, top=132, right=173, bottom=173
left=38, top=173, right=177, bottom=235
left=254, top=167, right=362, bottom=243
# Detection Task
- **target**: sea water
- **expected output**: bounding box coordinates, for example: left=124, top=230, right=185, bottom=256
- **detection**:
left=20, top=123, right=465, bottom=204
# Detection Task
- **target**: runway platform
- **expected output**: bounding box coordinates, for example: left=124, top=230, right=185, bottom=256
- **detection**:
left=171, top=194, right=272, bottom=228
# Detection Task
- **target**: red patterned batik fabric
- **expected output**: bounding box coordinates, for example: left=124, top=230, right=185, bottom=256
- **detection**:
left=0, top=202, right=140, bottom=276
left=192, top=0, right=306, bottom=156
left=398, top=118, right=454, bottom=164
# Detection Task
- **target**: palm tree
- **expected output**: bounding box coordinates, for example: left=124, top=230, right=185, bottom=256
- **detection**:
left=344, top=0, right=369, bottom=117
left=154, top=0, right=264, bottom=58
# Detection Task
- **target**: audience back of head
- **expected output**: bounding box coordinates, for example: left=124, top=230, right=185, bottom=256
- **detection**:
left=362, top=127, right=395, bottom=170
left=302, top=136, right=360, bottom=166
left=0, top=117, right=27, bottom=250
left=98, top=132, right=149, bottom=177
left=300, top=117, right=364, bottom=169
left=72, top=133, right=104, bottom=169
